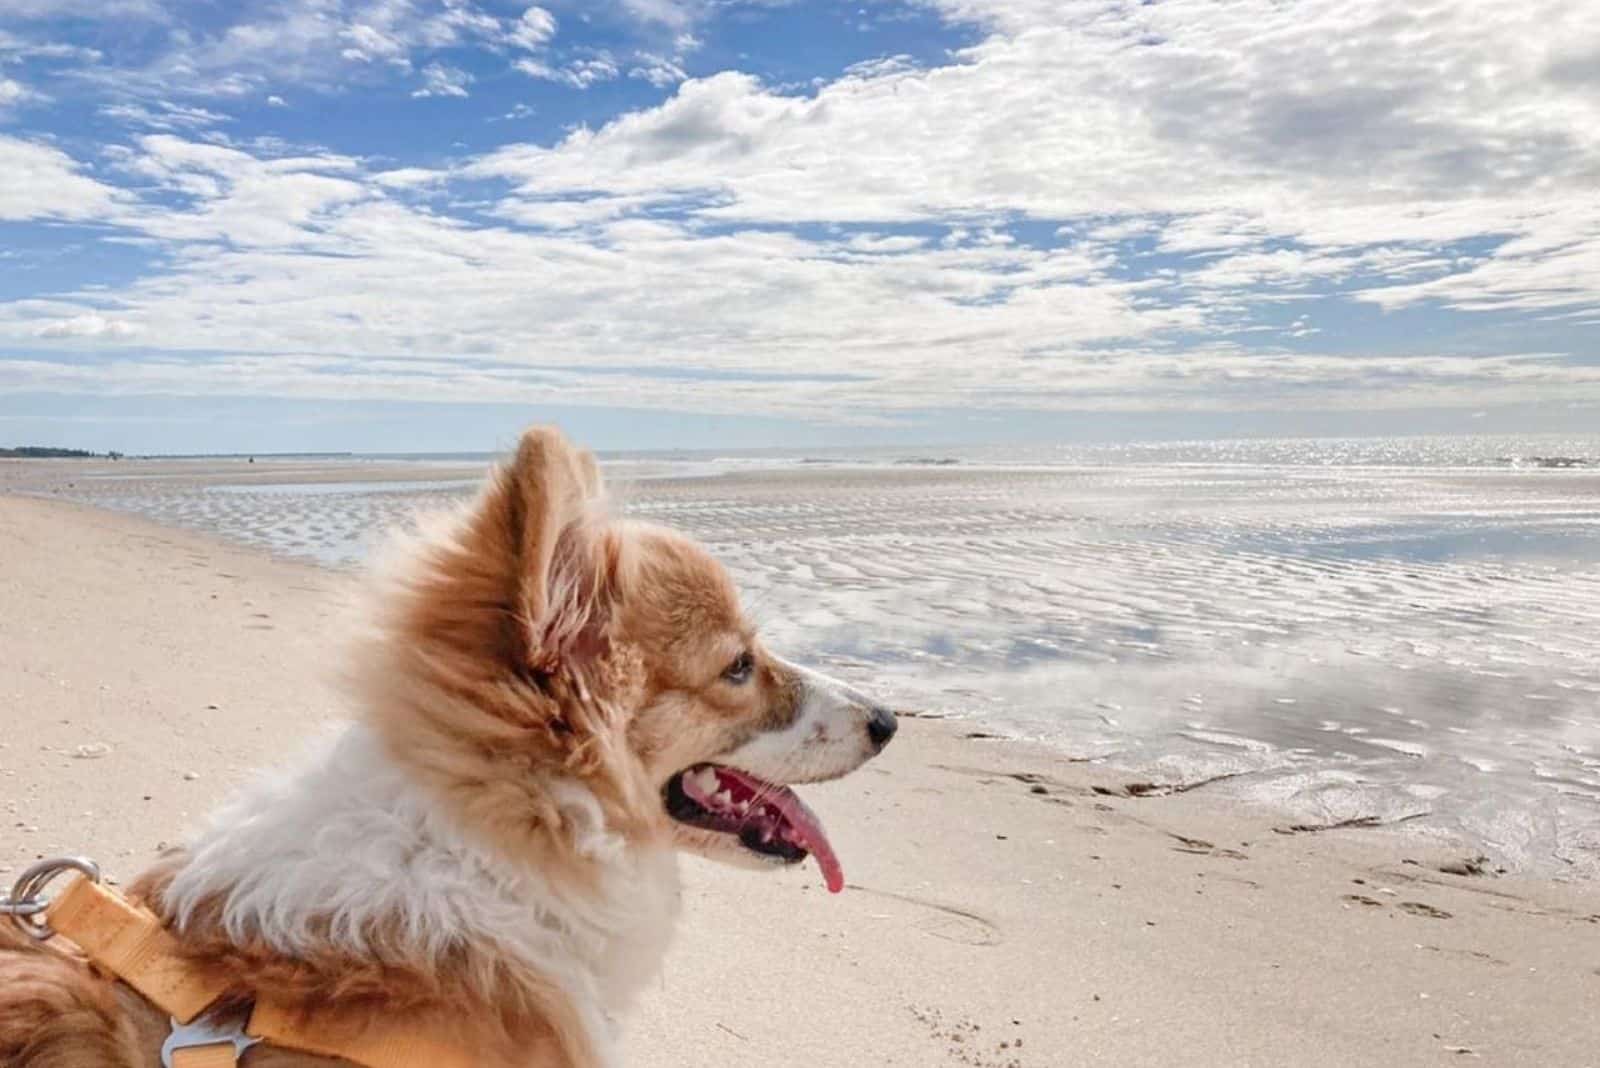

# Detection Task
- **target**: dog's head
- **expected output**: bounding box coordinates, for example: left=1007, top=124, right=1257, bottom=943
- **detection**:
left=370, top=426, right=894, bottom=891
left=612, top=521, right=896, bottom=890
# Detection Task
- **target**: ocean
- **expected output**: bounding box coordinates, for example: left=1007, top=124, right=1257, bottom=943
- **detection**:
left=32, top=433, right=1600, bottom=878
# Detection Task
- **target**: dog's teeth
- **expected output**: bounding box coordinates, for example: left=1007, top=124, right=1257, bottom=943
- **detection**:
left=713, top=789, right=733, bottom=808
left=692, top=768, right=719, bottom=794
left=735, top=800, right=749, bottom=815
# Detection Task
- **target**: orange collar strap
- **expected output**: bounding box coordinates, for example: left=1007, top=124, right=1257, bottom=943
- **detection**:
left=45, top=872, right=231, bottom=1023
left=248, top=997, right=476, bottom=1068
left=46, top=875, right=475, bottom=1068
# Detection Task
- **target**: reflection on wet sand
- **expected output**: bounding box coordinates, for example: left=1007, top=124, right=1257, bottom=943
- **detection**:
left=12, top=437, right=1599, bottom=878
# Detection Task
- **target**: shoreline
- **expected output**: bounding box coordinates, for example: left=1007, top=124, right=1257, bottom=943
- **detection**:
left=9, top=454, right=1600, bottom=885
left=3, top=492, right=1598, bottom=1065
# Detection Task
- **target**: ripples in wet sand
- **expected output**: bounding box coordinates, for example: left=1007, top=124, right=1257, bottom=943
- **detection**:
left=26, top=440, right=1600, bottom=879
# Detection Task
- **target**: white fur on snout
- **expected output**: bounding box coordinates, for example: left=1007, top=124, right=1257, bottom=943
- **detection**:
left=723, top=659, right=883, bottom=784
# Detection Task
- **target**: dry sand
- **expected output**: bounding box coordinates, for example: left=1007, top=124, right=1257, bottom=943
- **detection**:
left=2, top=491, right=1597, bottom=1067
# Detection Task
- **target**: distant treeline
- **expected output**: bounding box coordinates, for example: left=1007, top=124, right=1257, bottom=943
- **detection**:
left=0, top=446, right=123, bottom=459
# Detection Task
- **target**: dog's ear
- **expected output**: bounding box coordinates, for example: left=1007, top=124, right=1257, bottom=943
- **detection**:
left=483, top=426, right=613, bottom=675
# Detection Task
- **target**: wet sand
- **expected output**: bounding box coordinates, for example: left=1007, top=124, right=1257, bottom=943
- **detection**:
left=8, top=452, right=1600, bottom=880
left=3, top=486, right=1599, bottom=1065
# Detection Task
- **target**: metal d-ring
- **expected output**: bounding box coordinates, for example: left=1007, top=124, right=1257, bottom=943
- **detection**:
left=3, top=855, right=101, bottom=940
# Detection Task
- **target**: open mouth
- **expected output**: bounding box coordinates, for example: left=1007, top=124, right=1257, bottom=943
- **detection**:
left=664, top=764, right=844, bottom=893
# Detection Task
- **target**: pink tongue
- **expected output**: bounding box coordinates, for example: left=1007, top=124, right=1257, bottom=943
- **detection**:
left=764, top=784, right=846, bottom=894
left=707, top=768, right=844, bottom=894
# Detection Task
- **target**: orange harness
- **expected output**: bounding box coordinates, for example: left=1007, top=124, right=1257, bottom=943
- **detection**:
left=31, top=870, right=472, bottom=1068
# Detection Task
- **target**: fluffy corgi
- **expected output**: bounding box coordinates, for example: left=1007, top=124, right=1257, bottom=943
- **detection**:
left=0, top=426, right=896, bottom=1067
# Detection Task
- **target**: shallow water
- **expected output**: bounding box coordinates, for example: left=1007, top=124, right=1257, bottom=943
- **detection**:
left=29, top=434, right=1600, bottom=878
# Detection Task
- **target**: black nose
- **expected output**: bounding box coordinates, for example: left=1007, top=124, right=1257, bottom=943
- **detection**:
left=866, top=706, right=898, bottom=751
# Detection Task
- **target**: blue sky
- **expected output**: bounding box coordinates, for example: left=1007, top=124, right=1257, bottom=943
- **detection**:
left=2, top=0, right=1598, bottom=454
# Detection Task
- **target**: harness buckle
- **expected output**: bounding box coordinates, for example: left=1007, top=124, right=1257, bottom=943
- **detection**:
left=161, top=1011, right=262, bottom=1068
left=2, top=855, right=101, bottom=940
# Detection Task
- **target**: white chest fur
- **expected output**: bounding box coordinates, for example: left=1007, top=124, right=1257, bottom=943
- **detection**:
left=161, top=725, right=681, bottom=1062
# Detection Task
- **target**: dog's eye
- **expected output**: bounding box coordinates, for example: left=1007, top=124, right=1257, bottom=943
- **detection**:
left=722, top=651, right=754, bottom=684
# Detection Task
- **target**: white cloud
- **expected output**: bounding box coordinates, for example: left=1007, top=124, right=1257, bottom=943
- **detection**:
left=92, top=0, right=508, bottom=98
left=0, top=30, right=102, bottom=63
left=1356, top=206, right=1600, bottom=315
left=845, top=233, right=930, bottom=253
left=466, top=0, right=1600, bottom=323
left=492, top=102, right=537, bottom=121
left=628, top=54, right=686, bottom=88
left=420, top=0, right=501, bottom=46
left=109, top=134, right=370, bottom=247
left=0, top=135, right=121, bottom=221
left=100, top=100, right=229, bottom=131
left=619, top=0, right=698, bottom=30
left=373, top=166, right=448, bottom=190
left=515, top=53, right=620, bottom=89
left=5, top=0, right=1600, bottom=424
left=841, top=54, right=920, bottom=79
left=411, top=61, right=471, bottom=98
left=32, top=314, right=141, bottom=339
left=507, top=6, right=557, bottom=50
left=0, top=76, right=32, bottom=107
left=10, top=129, right=1591, bottom=421
left=340, top=22, right=411, bottom=66
left=0, top=0, right=160, bottom=16
left=491, top=193, right=656, bottom=229
left=266, top=94, right=287, bottom=107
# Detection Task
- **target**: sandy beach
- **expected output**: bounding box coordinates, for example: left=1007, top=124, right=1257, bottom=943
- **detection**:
left=3, top=474, right=1598, bottom=1066
left=9, top=0, right=1600, bottom=1060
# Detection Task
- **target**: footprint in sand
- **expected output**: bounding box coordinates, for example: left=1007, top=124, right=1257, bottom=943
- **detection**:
left=931, top=763, right=1079, bottom=795
left=1398, top=901, right=1454, bottom=919
left=1420, top=944, right=1507, bottom=967
left=848, top=885, right=1004, bottom=947
left=1341, top=894, right=1452, bottom=919
left=1168, top=832, right=1248, bottom=861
